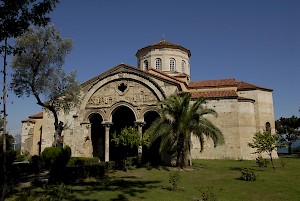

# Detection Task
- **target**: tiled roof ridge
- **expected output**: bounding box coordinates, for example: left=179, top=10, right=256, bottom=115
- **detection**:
left=147, top=68, right=188, bottom=85
left=28, top=112, right=43, bottom=119
left=237, top=81, right=272, bottom=91
left=189, top=78, right=237, bottom=88
left=189, top=78, right=272, bottom=91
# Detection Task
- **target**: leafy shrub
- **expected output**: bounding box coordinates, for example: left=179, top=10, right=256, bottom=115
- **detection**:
left=67, top=157, right=99, bottom=166
left=30, top=155, right=43, bottom=173
left=280, top=157, right=287, bottom=168
left=41, top=146, right=71, bottom=169
left=41, top=145, right=72, bottom=182
left=197, top=186, right=220, bottom=201
left=169, top=171, right=181, bottom=190
left=256, top=156, right=269, bottom=167
left=240, top=168, right=256, bottom=181
left=122, top=157, right=136, bottom=171
left=145, top=161, right=152, bottom=170
left=105, top=161, right=115, bottom=172
left=14, top=154, right=28, bottom=162
left=64, top=163, right=106, bottom=183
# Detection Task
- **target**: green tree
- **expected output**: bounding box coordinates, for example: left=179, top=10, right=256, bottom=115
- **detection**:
left=275, top=116, right=300, bottom=154
left=248, top=131, right=279, bottom=172
left=1, top=1, right=59, bottom=199
left=10, top=25, right=80, bottom=147
left=145, top=93, right=224, bottom=168
left=113, top=127, right=149, bottom=164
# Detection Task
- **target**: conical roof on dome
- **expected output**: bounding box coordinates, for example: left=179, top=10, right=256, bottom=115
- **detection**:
left=136, top=40, right=191, bottom=57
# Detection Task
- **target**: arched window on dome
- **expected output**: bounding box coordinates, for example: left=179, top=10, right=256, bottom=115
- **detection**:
left=155, top=58, right=162, bottom=70
left=143, top=60, right=148, bottom=70
left=181, top=60, right=186, bottom=73
left=170, top=58, right=176, bottom=72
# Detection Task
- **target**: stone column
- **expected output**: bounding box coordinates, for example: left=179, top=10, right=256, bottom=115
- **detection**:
left=102, top=122, right=112, bottom=162
left=81, top=122, right=92, bottom=157
left=135, top=121, right=145, bottom=164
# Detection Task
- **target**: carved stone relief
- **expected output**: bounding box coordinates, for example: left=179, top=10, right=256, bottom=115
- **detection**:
left=86, top=80, right=158, bottom=109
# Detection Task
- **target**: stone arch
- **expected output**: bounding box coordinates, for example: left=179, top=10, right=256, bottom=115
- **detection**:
left=83, top=109, right=106, bottom=123
left=88, top=113, right=105, bottom=161
left=109, top=105, right=137, bottom=161
left=108, top=101, right=137, bottom=122
left=79, top=71, right=166, bottom=113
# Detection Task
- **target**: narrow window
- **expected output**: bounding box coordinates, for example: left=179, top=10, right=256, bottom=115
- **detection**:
left=155, top=58, right=162, bottom=70
left=143, top=60, right=148, bottom=70
left=266, top=122, right=271, bottom=131
left=170, top=58, right=176, bottom=71
left=181, top=60, right=186, bottom=73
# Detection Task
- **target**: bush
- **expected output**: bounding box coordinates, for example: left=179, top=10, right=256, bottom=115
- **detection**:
left=14, top=154, right=28, bottom=162
left=30, top=155, right=43, bottom=173
left=198, top=186, right=220, bottom=201
left=145, top=161, right=152, bottom=170
left=240, top=168, right=256, bottom=181
left=64, top=163, right=106, bottom=183
left=256, top=156, right=269, bottom=167
left=41, top=145, right=72, bottom=182
left=67, top=157, right=100, bottom=166
left=169, top=171, right=181, bottom=190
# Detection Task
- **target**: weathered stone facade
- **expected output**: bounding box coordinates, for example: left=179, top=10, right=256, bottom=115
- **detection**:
left=21, top=40, right=277, bottom=161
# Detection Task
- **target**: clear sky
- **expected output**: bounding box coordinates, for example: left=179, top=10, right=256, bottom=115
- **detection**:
left=3, top=0, right=300, bottom=136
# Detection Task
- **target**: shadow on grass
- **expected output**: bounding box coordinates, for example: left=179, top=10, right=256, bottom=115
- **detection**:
left=192, top=163, right=207, bottom=170
left=69, top=175, right=162, bottom=200
left=7, top=174, right=162, bottom=201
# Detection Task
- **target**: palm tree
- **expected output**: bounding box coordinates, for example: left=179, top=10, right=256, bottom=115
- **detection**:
left=145, top=93, right=224, bottom=168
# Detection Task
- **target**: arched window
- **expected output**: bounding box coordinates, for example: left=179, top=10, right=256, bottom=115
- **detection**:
left=143, top=60, right=148, bottom=70
left=266, top=122, right=271, bottom=131
left=155, top=58, right=162, bottom=70
left=170, top=58, right=176, bottom=71
left=181, top=60, right=186, bottom=73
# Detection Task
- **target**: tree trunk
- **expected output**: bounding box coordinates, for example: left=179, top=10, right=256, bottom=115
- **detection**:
left=51, top=110, right=63, bottom=147
left=288, top=142, right=292, bottom=155
left=1, top=37, right=8, bottom=201
left=269, top=153, right=275, bottom=172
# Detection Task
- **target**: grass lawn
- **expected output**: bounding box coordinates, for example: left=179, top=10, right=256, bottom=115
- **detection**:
left=9, top=156, right=300, bottom=201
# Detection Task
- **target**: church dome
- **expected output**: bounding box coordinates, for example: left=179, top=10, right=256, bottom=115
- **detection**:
left=136, top=40, right=191, bottom=81
left=136, top=40, right=191, bottom=58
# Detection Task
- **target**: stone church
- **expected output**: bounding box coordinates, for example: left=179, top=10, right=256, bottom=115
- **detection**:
left=21, top=40, right=277, bottom=161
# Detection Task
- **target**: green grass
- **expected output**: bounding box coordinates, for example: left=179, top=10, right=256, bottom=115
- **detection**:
left=9, top=157, right=300, bottom=201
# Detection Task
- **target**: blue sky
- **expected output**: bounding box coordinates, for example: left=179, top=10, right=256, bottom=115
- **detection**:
left=3, top=0, right=300, bottom=136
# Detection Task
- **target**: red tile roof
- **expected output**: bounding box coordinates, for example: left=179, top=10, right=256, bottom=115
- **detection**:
left=189, top=79, right=237, bottom=88
left=136, top=40, right=191, bottom=57
left=191, top=90, right=238, bottom=99
left=29, top=112, right=43, bottom=119
left=237, top=81, right=272, bottom=91
left=189, top=78, right=272, bottom=91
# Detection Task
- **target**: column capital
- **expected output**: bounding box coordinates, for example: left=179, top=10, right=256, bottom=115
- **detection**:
left=101, top=122, right=113, bottom=127
left=134, top=121, right=145, bottom=127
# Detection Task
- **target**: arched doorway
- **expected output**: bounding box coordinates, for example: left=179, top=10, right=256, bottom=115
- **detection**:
left=143, top=111, right=161, bottom=165
left=110, top=106, right=136, bottom=161
left=89, top=113, right=105, bottom=161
